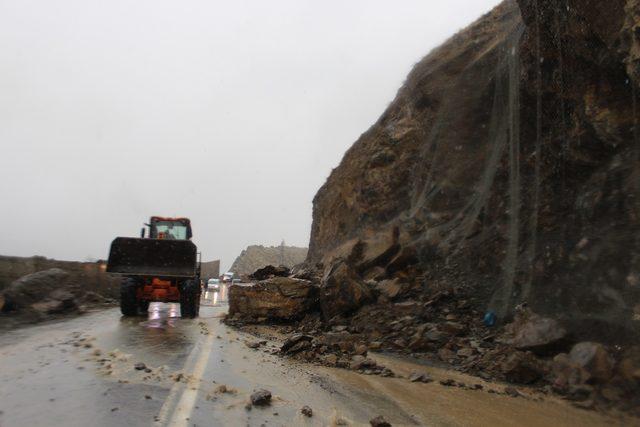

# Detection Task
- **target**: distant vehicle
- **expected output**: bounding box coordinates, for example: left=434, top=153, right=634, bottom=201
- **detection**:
left=221, top=272, right=234, bottom=283
left=207, top=278, right=220, bottom=290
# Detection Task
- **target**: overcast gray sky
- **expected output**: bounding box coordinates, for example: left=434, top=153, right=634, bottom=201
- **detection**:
left=0, top=0, right=501, bottom=270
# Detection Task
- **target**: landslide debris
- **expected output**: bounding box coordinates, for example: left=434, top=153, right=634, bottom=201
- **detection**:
left=0, top=266, right=118, bottom=325
left=227, top=260, right=640, bottom=416
left=226, top=0, right=640, bottom=416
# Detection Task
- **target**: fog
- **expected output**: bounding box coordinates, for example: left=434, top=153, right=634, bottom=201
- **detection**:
left=0, top=0, right=501, bottom=270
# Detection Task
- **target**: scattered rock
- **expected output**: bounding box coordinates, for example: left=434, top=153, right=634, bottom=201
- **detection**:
left=350, top=355, right=377, bottom=370
left=134, top=363, right=147, bottom=371
left=245, top=341, right=262, bottom=349
left=301, top=405, right=313, bottom=417
left=408, top=372, right=433, bottom=383
left=439, top=379, right=456, bottom=386
left=504, top=386, right=521, bottom=398
left=280, top=334, right=313, bottom=354
left=370, top=415, right=392, bottom=427
left=501, top=352, right=545, bottom=384
left=504, top=310, right=568, bottom=355
left=250, top=389, right=272, bottom=406
left=354, top=344, right=368, bottom=356
left=569, top=342, right=614, bottom=384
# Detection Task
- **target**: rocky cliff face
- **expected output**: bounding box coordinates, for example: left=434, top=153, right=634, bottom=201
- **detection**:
left=229, top=245, right=308, bottom=276
left=309, top=0, right=640, bottom=342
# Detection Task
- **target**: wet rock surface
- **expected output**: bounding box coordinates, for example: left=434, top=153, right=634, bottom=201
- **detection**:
left=227, top=276, right=318, bottom=322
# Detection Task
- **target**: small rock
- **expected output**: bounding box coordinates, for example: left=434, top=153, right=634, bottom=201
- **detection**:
left=501, top=352, right=544, bottom=384
left=369, top=341, right=383, bottom=350
left=370, top=415, right=392, bottom=427
left=250, top=389, right=272, bottom=406
left=439, top=379, right=456, bottom=386
left=504, top=386, right=521, bottom=398
left=134, top=363, right=146, bottom=371
left=440, top=322, right=466, bottom=336
left=408, top=372, right=433, bottom=383
left=280, top=334, right=313, bottom=354
left=354, top=344, right=368, bottom=356
left=350, top=356, right=376, bottom=370
left=301, top=405, right=313, bottom=417
left=321, top=353, right=338, bottom=366
left=456, top=347, right=475, bottom=358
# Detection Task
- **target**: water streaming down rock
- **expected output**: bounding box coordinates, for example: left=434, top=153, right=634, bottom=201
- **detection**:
left=308, top=0, right=640, bottom=343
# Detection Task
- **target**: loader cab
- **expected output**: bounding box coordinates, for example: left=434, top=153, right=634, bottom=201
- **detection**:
left=147, top=217, right=193, bottom=240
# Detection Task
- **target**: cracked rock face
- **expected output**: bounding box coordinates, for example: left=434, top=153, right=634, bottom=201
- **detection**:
left=308, top=0, right=640, bottom=342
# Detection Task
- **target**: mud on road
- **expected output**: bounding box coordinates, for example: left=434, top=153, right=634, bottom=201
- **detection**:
left=0, top=288, right=630, bottom=426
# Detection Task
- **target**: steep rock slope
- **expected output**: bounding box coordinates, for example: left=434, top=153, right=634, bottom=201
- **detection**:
left=309, top=0, right=640, bottom=341
left=229, top=245, right=308, bottom=276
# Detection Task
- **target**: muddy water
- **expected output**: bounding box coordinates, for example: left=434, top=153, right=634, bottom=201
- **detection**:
left=0, top=287, right=631, bottom=426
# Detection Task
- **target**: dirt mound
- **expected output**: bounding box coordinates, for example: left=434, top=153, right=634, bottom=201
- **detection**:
left=229, top=245, right=307, bottom=276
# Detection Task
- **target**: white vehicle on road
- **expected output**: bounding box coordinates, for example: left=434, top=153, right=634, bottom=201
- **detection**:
left=207, top=278, right=220, bottom=290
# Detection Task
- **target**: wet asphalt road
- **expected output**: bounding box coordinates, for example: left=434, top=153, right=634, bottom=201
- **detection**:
left=0, top=287, right=414, bottom=427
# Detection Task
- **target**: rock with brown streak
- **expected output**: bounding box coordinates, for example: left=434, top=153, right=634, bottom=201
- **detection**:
left=228, top=277, right=318, bottom=322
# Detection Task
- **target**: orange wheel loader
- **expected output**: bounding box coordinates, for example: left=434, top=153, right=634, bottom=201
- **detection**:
left=106, top=216, right=201, bottom=318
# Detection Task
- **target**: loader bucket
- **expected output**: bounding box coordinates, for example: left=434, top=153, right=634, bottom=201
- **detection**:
left=106, top=237, right=198, bottom=278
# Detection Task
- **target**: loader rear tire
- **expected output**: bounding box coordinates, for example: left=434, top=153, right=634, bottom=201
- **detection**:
left=120, top=278, right=139, bottom=316
left=180, top=279, right=199, bottom=319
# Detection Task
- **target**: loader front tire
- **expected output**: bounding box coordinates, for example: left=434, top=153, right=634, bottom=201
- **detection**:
left=120, top=278, right=139, bottom=316
left=138, top=300, right=150, bottom=314
left=180, top=279, right=200, bottom=319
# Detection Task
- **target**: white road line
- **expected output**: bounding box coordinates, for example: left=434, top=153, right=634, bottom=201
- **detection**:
left=155, top=331, right=215, bottom=427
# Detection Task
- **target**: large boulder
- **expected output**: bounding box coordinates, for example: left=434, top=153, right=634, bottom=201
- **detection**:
left=1, top=268, right=74, bottom=313
left=228, top=277, right=318, bottom=321
left=618, top=345, right=640, bottom=385
left=552, top=342, right=615, bottom=392
left=319, top=261, right=373, bottom=319
left=569, top=342, right=614, bottom=384
left=504, top=310, right=569, bottom=355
